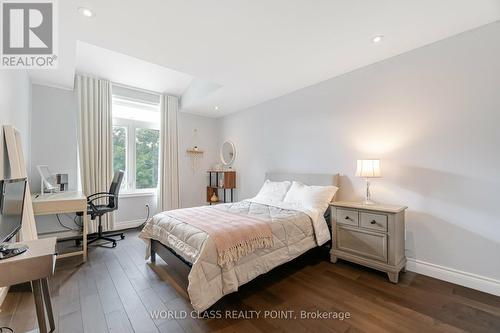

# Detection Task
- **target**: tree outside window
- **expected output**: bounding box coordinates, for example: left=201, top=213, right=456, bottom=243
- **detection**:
left=135, top=128, right=159, bottom=189
left=113, top=126, right=127, bottom=175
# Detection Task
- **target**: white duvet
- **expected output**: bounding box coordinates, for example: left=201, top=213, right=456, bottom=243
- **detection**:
left=139, top=199, right=330, bottom=311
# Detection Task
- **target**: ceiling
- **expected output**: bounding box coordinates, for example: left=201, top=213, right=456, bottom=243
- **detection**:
left=29, top=0, right=500, bottom=117
left=76, top=41, right=193, bottom=96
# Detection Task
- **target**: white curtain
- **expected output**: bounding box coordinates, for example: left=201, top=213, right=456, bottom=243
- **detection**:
left=75, top=74, right=114, bottom=233
left=159, top=95, right=180, bottom=211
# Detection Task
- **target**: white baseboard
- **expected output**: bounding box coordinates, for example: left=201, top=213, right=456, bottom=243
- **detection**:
left=114, top=219, right=144, bottom=230
left=406, top=258, right=500, bottom=297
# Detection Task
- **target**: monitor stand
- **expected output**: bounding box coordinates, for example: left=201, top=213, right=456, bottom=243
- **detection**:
left=0, top=243, right=28, bottom=260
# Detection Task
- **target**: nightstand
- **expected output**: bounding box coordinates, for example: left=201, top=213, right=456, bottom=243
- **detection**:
left=330, top=201, right=407, bottom=283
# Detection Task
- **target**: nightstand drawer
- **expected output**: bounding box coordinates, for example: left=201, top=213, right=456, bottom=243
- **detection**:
left=337, top=209, right=359, bottom=227
left=360, top=212, right=388, bottom=232
left=337, top=226, right=387, bottom=262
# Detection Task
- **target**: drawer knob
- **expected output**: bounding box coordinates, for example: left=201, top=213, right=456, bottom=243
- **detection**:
left=345, top=216, right=351, bottom=220
left=370, top=220, right=377, bottom=224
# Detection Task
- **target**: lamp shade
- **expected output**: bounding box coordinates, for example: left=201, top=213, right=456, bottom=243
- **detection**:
left=355, top=159, right=382, bottom=178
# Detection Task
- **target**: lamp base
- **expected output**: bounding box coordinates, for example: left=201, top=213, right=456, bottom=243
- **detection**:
left=363, top=179, right=377, bottom=205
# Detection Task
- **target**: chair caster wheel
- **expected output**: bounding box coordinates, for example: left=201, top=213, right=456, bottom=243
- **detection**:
left=112, top=242, right=117, bottom=248
left=120, top=234, right=125, bottom=240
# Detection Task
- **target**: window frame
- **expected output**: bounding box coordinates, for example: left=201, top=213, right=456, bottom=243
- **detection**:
left=112, top=101, right=160, bottom=195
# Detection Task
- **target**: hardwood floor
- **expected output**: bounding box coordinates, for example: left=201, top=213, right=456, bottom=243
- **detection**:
left=1, top=230, right=499, bottom=333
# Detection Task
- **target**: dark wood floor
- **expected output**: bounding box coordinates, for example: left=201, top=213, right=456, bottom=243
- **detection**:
left=1, top=230, right=499, bottom=333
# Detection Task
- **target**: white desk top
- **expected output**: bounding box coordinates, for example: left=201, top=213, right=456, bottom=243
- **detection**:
left=32, top=191, right=86, bottom=203
left=32, top=191, right=87, bottom=216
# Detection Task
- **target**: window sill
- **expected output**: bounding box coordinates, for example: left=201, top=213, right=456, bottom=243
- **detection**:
left=120, top=190, right=157, bottom=198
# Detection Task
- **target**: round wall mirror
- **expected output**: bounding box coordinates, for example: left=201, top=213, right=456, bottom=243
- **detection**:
left=220, top=141, right=236, bottom=166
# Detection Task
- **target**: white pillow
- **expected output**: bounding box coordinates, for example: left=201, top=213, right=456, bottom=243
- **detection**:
left=253, top=180, right=292, bottom=203
left=283, top=181, right=338, bottom=214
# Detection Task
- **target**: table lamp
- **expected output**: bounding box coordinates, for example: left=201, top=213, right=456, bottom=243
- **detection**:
left=355, top=159, right=382, bottom=204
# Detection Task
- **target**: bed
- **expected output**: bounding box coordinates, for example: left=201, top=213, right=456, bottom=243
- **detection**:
left=139, top=172, right=339, bottom=312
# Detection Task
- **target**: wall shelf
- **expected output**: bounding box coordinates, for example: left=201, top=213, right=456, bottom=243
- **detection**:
left=186, top=149, right=204, bottom=154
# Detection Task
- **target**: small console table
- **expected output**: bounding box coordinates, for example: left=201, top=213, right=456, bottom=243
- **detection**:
left=330, top=201, right=407, bottom=283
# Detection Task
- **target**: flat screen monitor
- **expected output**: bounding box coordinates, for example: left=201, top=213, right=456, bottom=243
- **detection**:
left=0, top=178, right=27, bottom=243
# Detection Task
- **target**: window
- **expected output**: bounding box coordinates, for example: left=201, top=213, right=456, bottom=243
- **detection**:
left=112, top=97, right=160, bottom=193
left=135, top=128, right=160, bottom=189
left=112, top=126, right=127, bottom=186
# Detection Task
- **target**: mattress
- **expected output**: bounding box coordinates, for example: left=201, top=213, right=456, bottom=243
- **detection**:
left=139, top=200, right=329, bottom=311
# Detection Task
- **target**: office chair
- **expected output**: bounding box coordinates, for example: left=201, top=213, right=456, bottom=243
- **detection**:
left=85, top=170, right=125, bottom=248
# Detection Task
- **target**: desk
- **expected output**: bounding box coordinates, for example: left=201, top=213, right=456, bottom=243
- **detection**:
left=0, top=237, right=56, bottom=333
left=32, top=191, right=88, bottom=261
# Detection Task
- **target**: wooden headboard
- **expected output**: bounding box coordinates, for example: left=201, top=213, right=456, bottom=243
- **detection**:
left=264, top=172, right=339, bottom=188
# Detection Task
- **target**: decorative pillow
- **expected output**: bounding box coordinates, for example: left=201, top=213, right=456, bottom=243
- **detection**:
left=253, top=180, right=292, bottom=203
left=283, top=181, right=338, bottom=214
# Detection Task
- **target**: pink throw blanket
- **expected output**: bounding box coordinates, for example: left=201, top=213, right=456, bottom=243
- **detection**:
left=164, top=206, right=274, bottom=267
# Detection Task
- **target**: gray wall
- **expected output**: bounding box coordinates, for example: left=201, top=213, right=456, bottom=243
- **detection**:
left=0, top=70, right=31, bottom=180
left=29, top=84, right=219, bottom=232
left=30, top=84, right=78, bottom=192
left=219, top=22, right=500, bottom=282
left=30, top=84, right=80, bottom=233
left=178, top=112, right=219, bottom=208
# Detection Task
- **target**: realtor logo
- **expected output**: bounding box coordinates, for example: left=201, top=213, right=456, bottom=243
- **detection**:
left=1, top=0, right=58, bottom=68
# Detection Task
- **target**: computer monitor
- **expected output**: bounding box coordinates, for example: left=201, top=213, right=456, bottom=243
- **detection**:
left=0, top=178, right=28, bottom=259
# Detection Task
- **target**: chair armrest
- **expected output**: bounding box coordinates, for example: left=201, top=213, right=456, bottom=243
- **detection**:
left=87, top=200, right=98, bottom=213
left=87, top=192, right=111, bottom=200
left=88, top=193, right=116, bottom=204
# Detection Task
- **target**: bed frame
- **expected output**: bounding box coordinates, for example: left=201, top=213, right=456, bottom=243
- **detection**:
left=150, top=172, right=340, bottom=293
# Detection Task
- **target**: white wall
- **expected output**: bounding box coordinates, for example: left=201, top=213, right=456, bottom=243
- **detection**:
left=30, top=84, right=78, bottom=192
left=114, top=193, right=157, bottom=229
left=219, top=22, right=500, bottom=291
left=29, top=84, right=79, bottom=233
left=178, top=112, right=219, bottom=208
left=0, top=70, right=31, bottom=180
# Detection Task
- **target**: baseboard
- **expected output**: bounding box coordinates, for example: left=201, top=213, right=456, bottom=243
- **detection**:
left=114, top=219, right=144, bottom=230
left=406, top=258, right=500, bottom=297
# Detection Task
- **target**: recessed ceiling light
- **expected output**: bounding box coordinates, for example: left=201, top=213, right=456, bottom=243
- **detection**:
left=78, top=7, right=93, bottom=17
left=372, top=35, right=384, bottom=44
left=214, top=106, right=219, bottom=110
